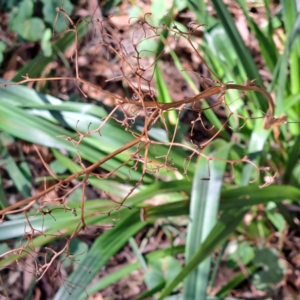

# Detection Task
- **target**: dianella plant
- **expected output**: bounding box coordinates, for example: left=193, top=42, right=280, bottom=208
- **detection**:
left=0, top=1, right=299, bottom=299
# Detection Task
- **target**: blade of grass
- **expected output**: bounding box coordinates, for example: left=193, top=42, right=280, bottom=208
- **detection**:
left=263, top=0, right=274, bottom=37
left=185, top=0, right=217, bottom=28
left=143, top=199, right=190, bottom=221
left=283, top=135, right=300, bottom=184
left=158, top=206, right=249, bottom=299
left=163, top=36, right=231, bottom=140
left=136, top=283, right=166, bottom=300
left=216, top=265, right=259, bottom=297
left=184, top=140, right=231, bottom=299
left=81, top=245, right=185, bottom=299
left=237, top=0, right=278, bottom=72
left=208, top=241, right=228, bottom=291
left=129, top=237, right=148, bottom=272
left=281, top=0, right=300, bottom=96
left=0, top=174, right=8, bottom=209
left=220, top=185, right=300, bottom=210
left=155, top=66, right=178, bottom=127
left=0, top=147, right=31, bottom=198
left=204, top=25, right=251, bottom=131
left=210, top=0, right=267, bottom=111
left=53, top=211, right=145, bottom=299
left=240, top=120, right=270, bottom=186
left=271, top=9, right=300, bottom=141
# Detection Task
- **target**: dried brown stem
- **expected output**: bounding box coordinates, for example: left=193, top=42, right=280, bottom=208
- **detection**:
left=0, top=9, right=284, bottom=281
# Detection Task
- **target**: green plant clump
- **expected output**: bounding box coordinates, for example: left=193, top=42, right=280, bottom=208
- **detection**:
left=0, top=1, right=300, bottom=299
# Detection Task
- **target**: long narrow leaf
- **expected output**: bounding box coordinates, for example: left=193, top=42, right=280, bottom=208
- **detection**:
left=54, top=211, right=146, bottom=299
left=237, top=0, right=278, bottom=72
left=81, top=245, right=185, bottom=299
left=210, top=0, right=267, bottom=110
left=184, top=140, right=231, bottom=299
left=158, top=207, right=249, bottom=299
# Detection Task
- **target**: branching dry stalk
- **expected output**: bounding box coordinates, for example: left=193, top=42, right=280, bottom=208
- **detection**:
left=0, top=8, right=287, bottom=281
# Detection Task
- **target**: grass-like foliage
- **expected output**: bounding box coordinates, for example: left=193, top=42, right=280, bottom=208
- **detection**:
left=0, top=2, right=299, bottom=299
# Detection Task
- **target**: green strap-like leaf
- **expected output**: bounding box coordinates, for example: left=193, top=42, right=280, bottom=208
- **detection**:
left=184, top=140, right=231, bottom=299
left=159, top=207, right=249, bottom=299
